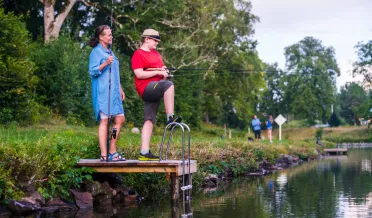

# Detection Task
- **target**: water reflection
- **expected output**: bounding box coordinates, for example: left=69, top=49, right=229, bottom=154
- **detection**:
left=86, top=149, right=372, bottom=218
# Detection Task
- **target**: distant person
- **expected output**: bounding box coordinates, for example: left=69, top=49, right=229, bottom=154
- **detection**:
left=89, top=25, right=126, bottom=162
left=266, top=115, right=273, bottom=143
left=251, top=115, right=261, bottom=141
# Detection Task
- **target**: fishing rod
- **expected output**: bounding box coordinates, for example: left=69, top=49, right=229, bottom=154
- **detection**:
left=144, top=67, right=266, bottom=78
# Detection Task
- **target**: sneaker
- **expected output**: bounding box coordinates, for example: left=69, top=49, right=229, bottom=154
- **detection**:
left=138, top=150, right=159, bottom=161
left=167, top=115, right=182, bottom=126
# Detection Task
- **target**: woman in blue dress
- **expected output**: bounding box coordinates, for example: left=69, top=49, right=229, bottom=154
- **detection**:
left=89, top=25, right=126, bottom=161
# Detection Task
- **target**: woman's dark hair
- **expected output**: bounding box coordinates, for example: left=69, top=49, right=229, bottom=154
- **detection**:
left=89, top=25, right=110, bottom=48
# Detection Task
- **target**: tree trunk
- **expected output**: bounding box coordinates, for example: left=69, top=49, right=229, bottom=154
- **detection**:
left=41, top=0, right=78, bottom=43
left=43, top=1, right=55, bottom=43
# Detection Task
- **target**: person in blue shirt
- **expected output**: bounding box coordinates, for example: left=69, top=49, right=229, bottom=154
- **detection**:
left=266, top=115, right=273, bottom=143
left=89, top=25, right=126, bottom=161
left=251, top=115, right=261, bottom=141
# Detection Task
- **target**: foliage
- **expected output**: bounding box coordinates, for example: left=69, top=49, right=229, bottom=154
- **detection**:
left=282, top=37, right=339, bottom=124
left=352, top=41, right=372, bottom=87
left=0, top=7, right=43, bottom=125
left=0, top=127, right=96, bottom=201
left=30, top=36, right=94, bottom=125
left=315, top=128, right=323, bottom=139
left=337, top=82, right=367, bottom=125
left=328, top=112, right=340, bottom=127
left=260, top=63, right=285, bottom=117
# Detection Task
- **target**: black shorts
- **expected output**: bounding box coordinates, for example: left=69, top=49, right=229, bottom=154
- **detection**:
left=142, top=80, right=173, bottom=123
left=254, top=130, right=261, bottom=139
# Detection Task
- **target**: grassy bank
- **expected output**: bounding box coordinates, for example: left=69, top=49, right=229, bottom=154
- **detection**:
left=0, top=123, right=367, bottom=203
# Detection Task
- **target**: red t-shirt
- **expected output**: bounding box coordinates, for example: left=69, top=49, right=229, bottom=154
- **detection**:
left=131, top=49, right=164, bottom=97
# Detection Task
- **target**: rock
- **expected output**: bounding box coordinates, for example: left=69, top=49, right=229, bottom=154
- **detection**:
left=84, top=181, right=106, bottom=197
left=276, top=155, right=293, bottom=168
left=208, top=174, right=218, bottom=182
left=7, top=200, right=39, bottom=216
left=91, top=173, right=123, bottom=188
left=45, top=197, right=77, bottom=213
left=291, top=155, right=300, bottom=163
left=222, top=167, right=234, bottom=177
left=70, top=189, right=93, bottom=209
left=131, top=127, right=140, bottom=134
left=95, top=193, right=113, bottom=208
left=21, top=191, right=45, bottom=207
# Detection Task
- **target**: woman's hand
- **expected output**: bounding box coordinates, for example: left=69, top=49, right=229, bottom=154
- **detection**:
left=106, top=56, right=114, bottom=65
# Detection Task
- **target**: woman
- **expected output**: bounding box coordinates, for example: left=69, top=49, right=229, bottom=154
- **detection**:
left=89, top=25, right=126, bottom=161
left=266, top=115, right=273, bottom=143
left=251, top=115, right=261, bottom=141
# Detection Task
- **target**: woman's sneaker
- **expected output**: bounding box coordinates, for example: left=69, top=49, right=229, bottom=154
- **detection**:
left=138, top=150, right=159, bottom=161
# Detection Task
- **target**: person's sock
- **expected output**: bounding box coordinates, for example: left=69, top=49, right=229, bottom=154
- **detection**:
left=167, top=114, right=174, bottom=121
left=141, top=149, right=149, bottom=155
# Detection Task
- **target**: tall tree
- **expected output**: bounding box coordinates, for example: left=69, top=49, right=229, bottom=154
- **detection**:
left=352, top=41, right=372, bottom=87
left=283, top=37, right=340, bottom=124
left=337, top=82, right=367, bottom=125
left=260, top=63, right=285, bottom=117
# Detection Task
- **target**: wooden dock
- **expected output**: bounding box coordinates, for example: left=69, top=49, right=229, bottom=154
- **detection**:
left=77, top=159, right=197, bottom=201
left=324, top=148, right=348, bottom=155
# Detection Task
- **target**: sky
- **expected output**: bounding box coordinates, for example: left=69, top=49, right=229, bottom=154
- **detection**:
left=249, top=0, right=372, bottom=91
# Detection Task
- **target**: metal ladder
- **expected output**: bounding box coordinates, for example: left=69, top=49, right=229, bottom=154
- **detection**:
left=159, top=122, right=193, bottom=217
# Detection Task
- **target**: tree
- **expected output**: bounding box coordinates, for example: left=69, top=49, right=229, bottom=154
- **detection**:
left=39, top=0, right=79, bottom=42
left=0, top=7, right=39, bottom=124
left=260, top=63, right=285, bottom=117
left=283, top=37, right=340, bottom=124
left=352, top=41, right=372, bottom=87
left=328, top=112, right=340, bottom=127
left=337, top=82, right=367, bottom=125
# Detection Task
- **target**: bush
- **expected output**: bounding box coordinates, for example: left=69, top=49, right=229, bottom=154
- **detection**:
left=0, top=8, right=39, bottom=125
left=315, top=128, right=323, bottom=139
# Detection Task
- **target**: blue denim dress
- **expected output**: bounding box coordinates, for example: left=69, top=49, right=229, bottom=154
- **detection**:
left=89, top=44, right=124, bottom=121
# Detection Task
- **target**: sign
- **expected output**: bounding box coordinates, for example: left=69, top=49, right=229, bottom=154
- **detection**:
left=274, top=114, right=287, bottom=141
left=275, top=114, right=287, bottom=125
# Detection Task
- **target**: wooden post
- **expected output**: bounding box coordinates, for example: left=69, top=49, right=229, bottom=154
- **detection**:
left=171, top=200, right=179, bottom=218
left=228, top=130, right=231, bottom=139
left=170, top=173, right=179, bottom=202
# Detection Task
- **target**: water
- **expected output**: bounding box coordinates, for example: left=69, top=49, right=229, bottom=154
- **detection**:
left=73, top=149, right=371, bottom=217
left=107, top=148, right=371, bottom=218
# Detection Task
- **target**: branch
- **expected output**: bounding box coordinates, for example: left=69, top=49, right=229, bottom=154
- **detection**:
left=116, top=14, right=139, bottom=24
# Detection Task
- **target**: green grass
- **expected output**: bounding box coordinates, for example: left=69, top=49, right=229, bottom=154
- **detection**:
left=0, top=122, right=369, bottom=202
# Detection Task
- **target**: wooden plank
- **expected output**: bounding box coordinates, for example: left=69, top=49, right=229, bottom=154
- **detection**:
left=77, top=159, right=197, bottom=167
left=324, top=148, right=347, bottom=152
left=76, top=159, right=197, bottom=176
left=89, top=166, right=176, bottom=173
left=176, top=163, right=197, bottom=176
